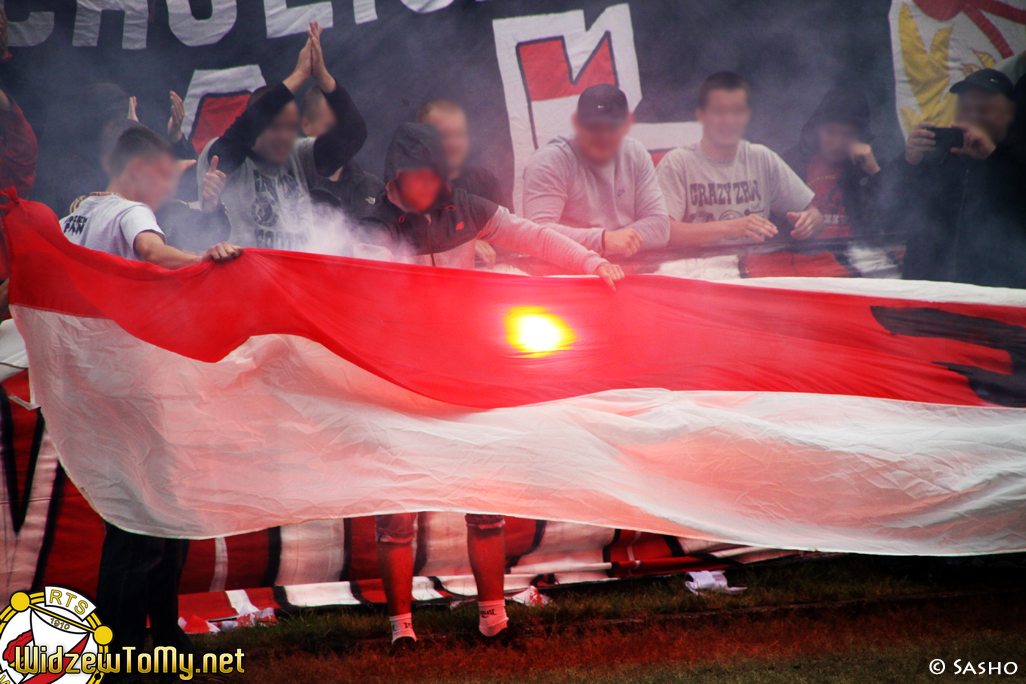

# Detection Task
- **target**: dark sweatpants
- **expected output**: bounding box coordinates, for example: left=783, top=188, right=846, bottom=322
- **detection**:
left=95, top=523, right=193, bottom=670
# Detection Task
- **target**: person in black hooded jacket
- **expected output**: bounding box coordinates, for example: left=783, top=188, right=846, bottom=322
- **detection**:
left=361, top=122, right=621, bottom=654
left=890, top=69, right=1026, bottom=289
left=359, top=123, right=622, bottom=283
left=782, top=89, right=884, bottom=238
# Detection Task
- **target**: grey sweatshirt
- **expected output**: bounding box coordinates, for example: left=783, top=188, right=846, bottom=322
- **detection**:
left=522, top=136, right=670, bottom=252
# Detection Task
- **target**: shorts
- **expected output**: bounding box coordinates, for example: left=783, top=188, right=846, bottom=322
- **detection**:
left=374, top=513, right=505, bottom=544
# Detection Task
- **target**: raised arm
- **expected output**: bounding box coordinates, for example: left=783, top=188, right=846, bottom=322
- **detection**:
left=306, top=22, right=368, bottom=176
left=207, top=33, right=314, bottom=174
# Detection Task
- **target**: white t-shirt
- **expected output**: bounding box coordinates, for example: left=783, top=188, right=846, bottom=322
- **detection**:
left=657, top=140, right=814, bottom=243
left=60, top=193, right=165, bottom=261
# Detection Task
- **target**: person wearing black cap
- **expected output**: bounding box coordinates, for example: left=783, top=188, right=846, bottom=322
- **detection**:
left=895, top=68, right=1026, bottom=288
left=522, top=83, right=669, bottom=257
left=782, top=89, right=883, bottom=238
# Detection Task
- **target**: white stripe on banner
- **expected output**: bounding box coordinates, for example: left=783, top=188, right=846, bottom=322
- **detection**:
left=16, top=307, right=1026, bottom=556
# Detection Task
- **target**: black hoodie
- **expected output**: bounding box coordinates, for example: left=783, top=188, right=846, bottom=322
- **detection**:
left=890, top=133, right=1026, bottom=289
left=363, top=122, right=497, bottom=259
left=782, top=90, right=884, bottom=237
left=360, top=123, right=606, bottom=275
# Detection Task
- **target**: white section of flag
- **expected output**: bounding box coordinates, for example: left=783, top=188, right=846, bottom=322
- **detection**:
left=15, top=306, right=1026, bottom=556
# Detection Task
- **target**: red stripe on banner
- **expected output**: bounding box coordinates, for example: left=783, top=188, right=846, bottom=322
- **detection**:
left=190, top=93, right=251, bottom=155
left=518, top=34, right=616, bottom=102
left=4, top=197, right=1026, bottom=409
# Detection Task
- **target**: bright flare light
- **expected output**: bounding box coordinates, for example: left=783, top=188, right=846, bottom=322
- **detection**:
left=505, top=307, right=576, bottom=357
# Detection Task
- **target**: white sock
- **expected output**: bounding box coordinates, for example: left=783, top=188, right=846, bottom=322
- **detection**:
left=477, top=599, right=508, bottom=637
left=389, top=613, right=416, bottom=643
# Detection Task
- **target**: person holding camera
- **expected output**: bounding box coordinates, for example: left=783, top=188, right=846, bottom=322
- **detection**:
left=894, top=69, right=1026, bottom=288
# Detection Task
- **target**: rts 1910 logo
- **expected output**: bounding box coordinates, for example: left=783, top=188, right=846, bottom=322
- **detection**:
left=0, top=587, right=113, bottom=684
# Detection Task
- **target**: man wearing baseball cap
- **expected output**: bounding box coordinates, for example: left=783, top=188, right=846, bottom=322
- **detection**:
left=522, top=83, right=669, bottom=257
left=896, top=68, right=1026, bottom=288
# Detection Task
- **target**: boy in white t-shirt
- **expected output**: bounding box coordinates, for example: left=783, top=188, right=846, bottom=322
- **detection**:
left=59, top=126, right=240, bottom=673
left=658, top=72, right=823, bottom=246
left=61, top=127, right=240, bottom=266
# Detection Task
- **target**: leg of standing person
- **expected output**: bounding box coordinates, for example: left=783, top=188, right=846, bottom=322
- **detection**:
left=147, top=538, right=193, bottom=655
left=95, top=523, right=169, bottom=677
left=375, top=513, right=418, bottom=651
left=465, top=514, right=510, bottom=640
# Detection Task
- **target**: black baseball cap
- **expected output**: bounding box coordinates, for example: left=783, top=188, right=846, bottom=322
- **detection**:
left=577, top=84, right=629, bottom=127
left=950, top=68, right=1014, bottom=99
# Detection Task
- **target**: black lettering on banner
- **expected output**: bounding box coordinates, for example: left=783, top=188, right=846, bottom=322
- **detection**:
left=871, top=306, right=1026, bottom=407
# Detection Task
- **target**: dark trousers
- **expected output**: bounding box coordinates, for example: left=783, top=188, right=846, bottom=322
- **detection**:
left=95, top=523, right=193, bottom=670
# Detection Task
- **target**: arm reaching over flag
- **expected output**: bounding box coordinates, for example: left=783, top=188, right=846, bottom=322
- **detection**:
left=360, top=122, right=623, bottom=287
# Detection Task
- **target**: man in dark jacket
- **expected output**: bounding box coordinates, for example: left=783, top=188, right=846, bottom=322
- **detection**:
left=894, top=69, right=1026, bottom=288
left=198, top=21, right=369, bottom=252
left=301, top=85, right=383, bottom=219
left=782, top=89, right=883, bottom=238
left=362, top=122, right=621, bottom=654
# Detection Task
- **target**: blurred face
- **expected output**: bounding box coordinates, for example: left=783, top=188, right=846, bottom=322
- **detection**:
left=956, top=89, right=1015, bottom=144
left=126, top=153, right=177, bottom=210
left=572, top=113, right=631, bottom=164
left=697, top=88, right=751, bottom=148
left=301, top=100, right=336, bottom=138
left=424, top=108, right=469, bottom=179
left=397, top=168, right=445, bottom=212
left=253, top=102, right=300, bottom=164
left=817, top=121, right=860, bottom=164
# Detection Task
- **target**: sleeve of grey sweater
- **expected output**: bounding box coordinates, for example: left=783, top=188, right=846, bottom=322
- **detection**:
left=621, top=140, right=670, bottom=249
left=522, top=145, right=606, bottom=254
left=523, top=139, right=669, bottom=252
left=478, top=207, right=607, bottom=275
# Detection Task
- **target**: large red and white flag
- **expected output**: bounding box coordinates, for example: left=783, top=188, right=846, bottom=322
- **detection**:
left=3, top=195, right=1025, bottom=556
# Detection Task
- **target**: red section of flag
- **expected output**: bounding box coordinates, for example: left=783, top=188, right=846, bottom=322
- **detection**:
left=4, top=196, right=1025, bottom=410
left=518, top=33, right=616, bottom=102
left=190, top=93, right=251, bottom=155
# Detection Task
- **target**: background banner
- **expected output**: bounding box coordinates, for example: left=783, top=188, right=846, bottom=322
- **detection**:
left=1, top=0, right=907, bottom=214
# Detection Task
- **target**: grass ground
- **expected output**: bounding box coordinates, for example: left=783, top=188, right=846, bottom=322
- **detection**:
left=194, top=555, right=1026, bottom=683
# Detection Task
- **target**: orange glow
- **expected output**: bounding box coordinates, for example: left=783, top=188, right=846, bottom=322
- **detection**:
left=505, top=307, right=576, bottom=357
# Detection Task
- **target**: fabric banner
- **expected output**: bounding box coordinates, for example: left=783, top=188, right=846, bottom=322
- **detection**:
left=5, top=0, right=906, bottom=217
left=890, top=0, right=1026, bottom=135
left=3, top=198, right=1026, bottom=558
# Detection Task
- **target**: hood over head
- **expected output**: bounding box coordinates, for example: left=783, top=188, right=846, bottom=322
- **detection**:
left=798, top=89, right=872, bottom=155
left=384, top=122, right=450, bottom=185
